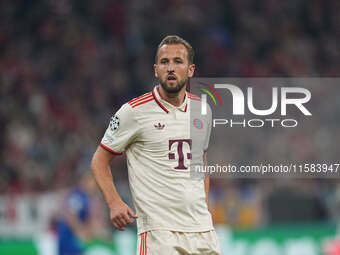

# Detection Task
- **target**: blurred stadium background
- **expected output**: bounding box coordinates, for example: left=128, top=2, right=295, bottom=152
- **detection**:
left=1, top=0, right=340, bottom=254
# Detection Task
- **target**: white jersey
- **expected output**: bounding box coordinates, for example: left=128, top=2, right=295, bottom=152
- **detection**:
left=100, top=86, right=213, bottom=234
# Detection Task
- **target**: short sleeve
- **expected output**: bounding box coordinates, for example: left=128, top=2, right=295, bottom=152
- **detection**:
left=203, top=105, right=212, bottom=152
left=100, top=103, right=139, bottom=154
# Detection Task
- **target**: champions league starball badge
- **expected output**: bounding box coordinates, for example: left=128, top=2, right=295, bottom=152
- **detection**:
left=109, top=115, right=120, bottom=132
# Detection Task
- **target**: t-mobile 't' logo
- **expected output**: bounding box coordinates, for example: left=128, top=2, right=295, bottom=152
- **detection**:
left=168, top=139, right=192, bottom=170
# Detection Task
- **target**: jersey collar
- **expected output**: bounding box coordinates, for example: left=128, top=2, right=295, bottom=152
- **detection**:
left=152, top=86, right=188, bottom=113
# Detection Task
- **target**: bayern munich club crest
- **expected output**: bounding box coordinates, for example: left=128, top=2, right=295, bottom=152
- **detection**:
left=109, top=115, right=120, bottom=132
left=193, top=118, right=203, bottom=129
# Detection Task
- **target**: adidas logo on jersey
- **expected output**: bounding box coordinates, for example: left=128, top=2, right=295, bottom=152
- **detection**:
left=154, top=123, right=165, bottom=130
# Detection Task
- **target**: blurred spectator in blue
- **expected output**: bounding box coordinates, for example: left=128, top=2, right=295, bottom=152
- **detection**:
left=56, top=171, right=97, bottom=255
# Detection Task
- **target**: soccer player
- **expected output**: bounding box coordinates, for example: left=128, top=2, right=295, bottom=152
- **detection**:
left=91, top=35, right=221, bottom=254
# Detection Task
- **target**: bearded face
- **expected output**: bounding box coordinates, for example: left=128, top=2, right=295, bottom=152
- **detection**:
left=154, top=44, right=195, bottom=95
left=159, top=74, right=187, bottom=94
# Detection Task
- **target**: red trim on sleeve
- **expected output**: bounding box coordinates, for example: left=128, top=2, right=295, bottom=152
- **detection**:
left=188, top=94, right=201, bottom=101
left=203, top=147, right=208, bottom=153
left=131, top=98, right=155, bottom=108
left=128, top=92, right=152, bottom=104
left=100, top=143, right=123, bottom=155
left=129, top=94, right=153, bottom=106
left=188, top=93, right=201, bottom=99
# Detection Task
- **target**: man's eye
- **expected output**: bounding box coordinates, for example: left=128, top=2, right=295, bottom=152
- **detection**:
left=175, top=60, right=183, bottom=63
left=160, top=60, right=168, bottom=64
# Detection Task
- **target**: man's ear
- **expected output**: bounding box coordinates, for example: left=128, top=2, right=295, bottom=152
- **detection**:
left=154, top=64, right=158, bottom=78
left=188, top=64, right=195, bottom=78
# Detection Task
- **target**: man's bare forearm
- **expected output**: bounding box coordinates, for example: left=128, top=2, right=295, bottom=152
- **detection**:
left=91, top=146, right=138, bottom=230
left=91, top=147, right=123, bottom=209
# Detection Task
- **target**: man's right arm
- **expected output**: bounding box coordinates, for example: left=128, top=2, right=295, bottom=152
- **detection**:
left=91, top=146, right=137, bottom=231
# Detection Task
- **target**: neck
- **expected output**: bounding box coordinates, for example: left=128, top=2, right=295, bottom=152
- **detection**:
left=158, top=85, right=186, bottom=107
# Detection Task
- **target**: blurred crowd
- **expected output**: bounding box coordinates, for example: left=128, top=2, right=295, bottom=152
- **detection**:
left=1, top=0, right=340, bottom=228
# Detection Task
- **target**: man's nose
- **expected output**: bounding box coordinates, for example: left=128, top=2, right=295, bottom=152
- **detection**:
left=167, top=62, right=175, bottom=72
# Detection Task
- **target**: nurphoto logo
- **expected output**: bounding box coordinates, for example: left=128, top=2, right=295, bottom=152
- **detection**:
left=199, top=84, right=312, bottom=128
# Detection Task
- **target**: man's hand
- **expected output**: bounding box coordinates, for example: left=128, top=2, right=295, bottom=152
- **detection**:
left=109, top=200, right=138, bottom=231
